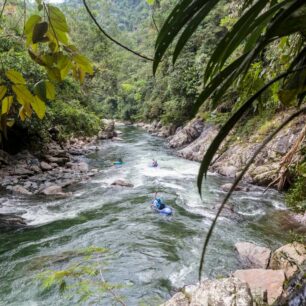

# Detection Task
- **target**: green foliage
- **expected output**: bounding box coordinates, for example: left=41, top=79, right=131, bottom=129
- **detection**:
left=37, top=246, right=125, bottom=304
left=49, top=99, right=101, bottom=138
left=286, top=162, right=306, bottom=214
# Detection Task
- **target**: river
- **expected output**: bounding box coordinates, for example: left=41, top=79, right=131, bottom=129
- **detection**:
left=0, top=126, right=290, bottom=305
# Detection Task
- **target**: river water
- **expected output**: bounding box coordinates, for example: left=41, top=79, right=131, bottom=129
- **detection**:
left=0, top=126, right=290, bottom=305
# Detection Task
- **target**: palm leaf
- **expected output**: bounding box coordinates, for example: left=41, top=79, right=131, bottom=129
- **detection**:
left=192, top=53, right=249, bottom=116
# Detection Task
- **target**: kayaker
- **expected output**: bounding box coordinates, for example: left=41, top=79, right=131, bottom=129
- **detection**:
left=152, top=195, right=165, bottom=210
left=152, top=159, right=158, bottom=167
left=118, top=158, right=123, bottom=163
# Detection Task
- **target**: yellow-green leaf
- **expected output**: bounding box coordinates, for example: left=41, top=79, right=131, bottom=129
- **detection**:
left=2, top=96, right=13, bottom=114
left=25, top=15, right=41, bottom=34
left=6, top=70, right=26, bottom=85
left=34, top=80, right=56, bottom=101
left=12, top=85, right=33, bottom=104
left=0, top=85, right=7, bottom=100
left=31, top=96, right=46, bottom=119
left=46, top=81, right=55, bottom=100
left=19, top=106, right=26, bottom=121
left=47, top=5, right=69, bottom=33
left=73, top=54, right=93, bottom=74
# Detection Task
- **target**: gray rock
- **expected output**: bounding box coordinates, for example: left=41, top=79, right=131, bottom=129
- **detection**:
left=0, top=213, right=27, bottom=229
left=235, top=242, right=271, bottom=269
left=234, top=269, right=285, bottom=305
left=221, top=183, right=243, bottom=192
left=44, top=155, right=69, bottom=165
left=40, top=161, right=52, bottom=171
left=71, top=162, right=88, bottom=172
left=161, top=277, right=252, bottom=306
left=111, top=179, right=134, bottom=188
left=12, top=167, right=34, bottom=176
left=40, top=185, right=67, bottom=196
left=11, top=185, right=32, bottom=195
left=269, top=242, right=305, bottom=279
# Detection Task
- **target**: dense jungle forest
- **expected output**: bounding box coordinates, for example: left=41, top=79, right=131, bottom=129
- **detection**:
left=0, top=0, right=305, bottom=305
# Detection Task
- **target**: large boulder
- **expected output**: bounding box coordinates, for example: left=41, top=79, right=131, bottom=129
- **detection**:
left=176, top=125, right=219, bottom=161
left=161, top=292, right=189, bottom=306
left=99, top=120, right=116, bottom=139
left=40, top=161, right=52, bottom=171
left=71, top=162, right=89, bottom=172
left=161, top=277, right=252, bottom=306
left=0, top=213, right=27, bottom=230
left=11, top=165, right=34, bottom=176
left=111, top=179, right=134, bottom=188
left=234, top=269, right=285, bottom=305
left=40, top=185, right=69, bottom=196
left=269, top=242, right=305, bottom=279
left=235, top=242, right=271, bottom=268
left=168, top=119, right=205, bottom=149
left=44, top=155, right=69, bottom=166
left=11, top=185, right=32, bottom=195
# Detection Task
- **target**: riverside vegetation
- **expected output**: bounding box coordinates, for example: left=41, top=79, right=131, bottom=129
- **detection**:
left=0, top=0, right=305, bottom=305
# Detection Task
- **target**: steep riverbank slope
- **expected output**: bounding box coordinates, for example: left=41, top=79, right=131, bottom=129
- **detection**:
left=139, top=111, right=306, bottom=188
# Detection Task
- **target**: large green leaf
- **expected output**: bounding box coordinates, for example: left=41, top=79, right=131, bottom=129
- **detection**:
left=47, top=4, right=69, bottom=33
left=1, top=96, right=13, bottom=115
left=6, top=70, right=26, bottom=85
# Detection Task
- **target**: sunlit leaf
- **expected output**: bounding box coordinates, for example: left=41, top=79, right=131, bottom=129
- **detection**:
left=31, top=96, right=46, bottom=119
left=6, top=70, right=26, bottom=85
left=34, top=80, right=56, bottom=101
left=47, top=4, right=69, bottom=33
left=1, top=96, right=13, bottom=114
left=24, top=15, right=41, bottom=34
left=73, top=54, right=93, bottom=74
left=0, top=86, right=7, bottom=100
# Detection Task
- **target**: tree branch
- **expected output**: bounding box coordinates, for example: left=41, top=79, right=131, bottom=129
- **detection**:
left=82, top=0, right=154, bottom=62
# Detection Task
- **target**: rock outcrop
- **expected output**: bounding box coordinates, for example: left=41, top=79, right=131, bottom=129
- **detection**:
left=163, top=113, right=306, bottom=187
left=161, top=277, right=253, bottom=306
left=235, top=242, right=271, bottom=269
left=111, top=179, right=134, bottom=188
left=0, top=213, right=27, bottom=230
left=269, top=242, right=305, bottom=279
left=233, top=269, right=285, bottom=305
left=98, top=119, right=117, bottom=139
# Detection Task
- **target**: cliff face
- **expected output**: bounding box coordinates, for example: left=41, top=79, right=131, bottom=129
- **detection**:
left=144, top=112, right=305, bottom=188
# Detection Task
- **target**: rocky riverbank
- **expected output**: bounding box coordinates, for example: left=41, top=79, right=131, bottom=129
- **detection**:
left=162, top=241, right=305, bottom=306
left=0, top=120, right=118, bottom=230
left=140, top=113, right=305, bottom=188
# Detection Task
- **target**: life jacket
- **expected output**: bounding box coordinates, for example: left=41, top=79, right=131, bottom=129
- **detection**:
left=154, top=198, right=165, bottom=210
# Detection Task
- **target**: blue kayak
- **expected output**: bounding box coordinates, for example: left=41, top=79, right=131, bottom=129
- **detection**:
left=113, top=161, right=124, bottom=165
left=151, top=202, right=173, bottom=216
